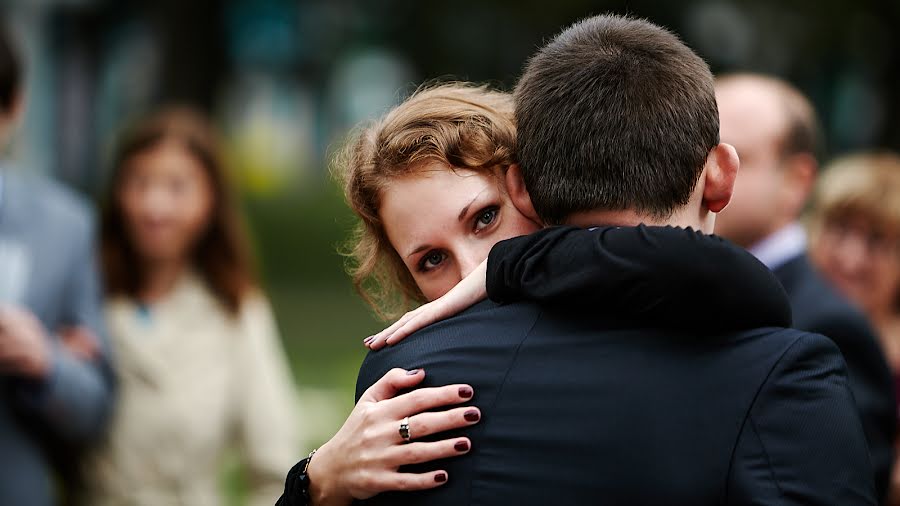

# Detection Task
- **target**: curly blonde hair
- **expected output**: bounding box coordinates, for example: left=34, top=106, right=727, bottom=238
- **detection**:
left=333, top=83, right=517, bottom=319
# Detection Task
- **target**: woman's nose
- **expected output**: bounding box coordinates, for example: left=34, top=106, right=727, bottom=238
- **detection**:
left=457, top=254, right=483, bottom=280
left=141, top=186, right=173, bottom=217
left=832, top=233, right=869, bottom=276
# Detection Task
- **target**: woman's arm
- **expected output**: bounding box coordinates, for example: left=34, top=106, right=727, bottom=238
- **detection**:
left=234, top=295, right=304, bottom=506
left=487, top=225, right=792, bottom=330
left=367, top=225, right=792, bottom=350
left=366, top=260, right=487, bottom=350
left=278, top=368, right=480, bottom=506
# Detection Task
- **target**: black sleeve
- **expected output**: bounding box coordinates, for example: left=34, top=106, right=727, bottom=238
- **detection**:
left=807, top=311, right=896, bottom=502
left=276, top=458, right=310, bottom=506
left=486, top=225, right=792, bottom=331
left=727, top=333, right=877, bottom=505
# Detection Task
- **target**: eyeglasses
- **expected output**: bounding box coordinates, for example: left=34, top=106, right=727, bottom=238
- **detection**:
left=821, top=220, right=900, bottom=259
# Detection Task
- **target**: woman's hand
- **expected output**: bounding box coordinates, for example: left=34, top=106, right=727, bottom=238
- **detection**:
left=306, top=368, right=480, bottom=506
left=365, top=260, right=488, bottom=350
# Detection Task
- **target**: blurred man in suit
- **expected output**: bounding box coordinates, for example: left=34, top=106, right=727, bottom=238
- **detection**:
left=0, top=24, right=115, bottom=506
left=715, top=73, right=896, bottom=502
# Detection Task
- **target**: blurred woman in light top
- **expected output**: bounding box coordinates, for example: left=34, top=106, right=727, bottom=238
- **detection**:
left=80, top=107, right=299, bottom=506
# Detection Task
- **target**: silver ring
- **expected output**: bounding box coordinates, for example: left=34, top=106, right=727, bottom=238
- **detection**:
left=399, top=416, right=411, bottom=443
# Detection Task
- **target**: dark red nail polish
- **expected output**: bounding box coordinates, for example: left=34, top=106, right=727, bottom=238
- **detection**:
left=406, top=369, right=421, bottom=375
left=435, top=472, right=448, bottom=483
left=458, top=386, right=473, bottom=398
left=464, top=410, right=480, bottom=422
left=454, top=441, right=469, bottom=452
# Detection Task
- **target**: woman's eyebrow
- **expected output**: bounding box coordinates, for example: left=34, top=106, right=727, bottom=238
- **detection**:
left=406, top=243, right=432, bottom=259
left=457, top=188, right=489, bottom=222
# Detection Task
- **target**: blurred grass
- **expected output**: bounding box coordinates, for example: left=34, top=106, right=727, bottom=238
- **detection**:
left=246, top=180, right=386, bottom=427
left=222, top=180, right=387, bottom=504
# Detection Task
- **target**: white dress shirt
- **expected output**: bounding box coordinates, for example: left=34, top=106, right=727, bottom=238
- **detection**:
left=748, top=222, right=808, bottom=271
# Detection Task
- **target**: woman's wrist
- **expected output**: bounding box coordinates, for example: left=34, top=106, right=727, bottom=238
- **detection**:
left=307, top=442, right=353, bottom=506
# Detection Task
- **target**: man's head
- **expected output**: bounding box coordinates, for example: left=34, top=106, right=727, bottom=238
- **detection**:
left=713, top=73, right=820, bottom=248
left=0, top=24, right=23, bottom=146
left=509, top=14, right=738, bottom=233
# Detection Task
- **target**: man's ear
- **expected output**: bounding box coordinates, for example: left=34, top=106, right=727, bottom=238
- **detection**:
left=703, top=143, right=739, bottom=213
left=504, top=164, right=542, bottom=225
left=780, top=152, right=817, bottom=216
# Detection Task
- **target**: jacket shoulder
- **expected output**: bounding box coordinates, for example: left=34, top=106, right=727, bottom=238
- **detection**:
left=7, top=173, right=95, bottom=239
left=34, top=176, right=94, bottom=229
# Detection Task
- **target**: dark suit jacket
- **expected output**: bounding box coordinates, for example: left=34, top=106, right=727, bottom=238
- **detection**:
left=353, top=227, right=876, bottom=506
left=775, top=254, right=896, bottom=502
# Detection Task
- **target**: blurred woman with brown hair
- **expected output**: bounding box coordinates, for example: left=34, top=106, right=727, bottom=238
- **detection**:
left=808, top=152, right=900, bottom=504
left=80, top=107, right=299, bottom=506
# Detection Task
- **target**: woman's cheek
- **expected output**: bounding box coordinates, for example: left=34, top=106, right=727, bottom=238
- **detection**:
left=872, top=257, right=900, bottom=307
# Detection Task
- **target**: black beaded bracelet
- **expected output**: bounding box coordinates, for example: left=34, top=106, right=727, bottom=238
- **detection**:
left=278, top=448, right=318, bottom=506
left=299, top=448, right=319, bottom=504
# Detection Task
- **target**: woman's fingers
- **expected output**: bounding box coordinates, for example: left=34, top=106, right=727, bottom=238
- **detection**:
left=371, top=262, right=489, bottom=350
left=373, top=406, right=481, bottom=445
left=374, top=469, right=451, bottom=493
left=387, top=437, right=472, bottom=467
left=361, top=368, right=426, bottom=403
left=366, top=316, right=407, bottom=349
left=364, top=319, right=401, bottom=348
left=382, top=310, right=435, bottom=346
left=403, top=407, right=480, bottom=441
left=366, top=310, right=419, bottom=349
left=384, top=383, right=474, bottom=417
left=371, top=296, right=456, bottom=350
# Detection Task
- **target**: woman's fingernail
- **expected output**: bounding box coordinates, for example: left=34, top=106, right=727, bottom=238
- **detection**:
left=435, top=472, right=448, bottom=483
left=464, top=410, right=480, bottom=422
left=458, top=386, right=473, bottom=399
left=454, top=441, right=469, bottom=452
left=406, top=369, right=421, bottom=375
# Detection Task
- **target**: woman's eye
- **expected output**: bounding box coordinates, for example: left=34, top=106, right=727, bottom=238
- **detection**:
left=474, top=207, right=499, bottom=232
left=419, top=251, right=447, bottom=272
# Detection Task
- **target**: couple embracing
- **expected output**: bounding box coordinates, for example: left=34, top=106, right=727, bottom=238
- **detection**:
left=280, top=14, right=876, bottom=506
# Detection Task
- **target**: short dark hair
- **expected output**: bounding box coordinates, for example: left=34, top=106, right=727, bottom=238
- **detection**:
left=0, top=25, right=22, bottom=113
left=514, top=15, right=720, bottom=224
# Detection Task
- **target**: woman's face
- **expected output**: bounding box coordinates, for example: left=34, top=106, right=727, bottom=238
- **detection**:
left=379, top=164, right=541, bottom=301
left=118, top=142, right=214, bottom=265
left=811, top=214, right=900, bottom=318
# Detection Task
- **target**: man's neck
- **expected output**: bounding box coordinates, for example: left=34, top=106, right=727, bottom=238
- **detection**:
left=564, top=207, right=707, bottom=231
